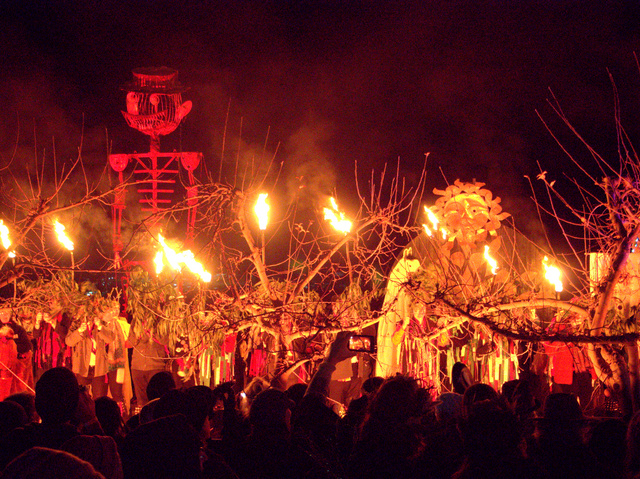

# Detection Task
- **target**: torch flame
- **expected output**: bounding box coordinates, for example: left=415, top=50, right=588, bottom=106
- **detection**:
left=254, top=193, right=270, bottom=231
left=423, top=206, right=448, bottom=240
left=180, top=250, right=213, bottom=283
left=156, top=234, right=212, bottom=282
left=158, top=234, right=182, bottom=271
left=543, top=256, right=563, bottom=293
left=0, top=220, right=15, bottom=258
left=54, top=220, right=74, bottom=251
left=483, top=245, right=498, bottom=275
left=323, top=197, right=352, bottom=234
left=154, top=251, right=164, bottom=275
left=424, top=206, right=439, bottom=229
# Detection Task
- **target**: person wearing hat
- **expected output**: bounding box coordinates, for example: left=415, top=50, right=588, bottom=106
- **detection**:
left=531, top=392, right=600, bottom=479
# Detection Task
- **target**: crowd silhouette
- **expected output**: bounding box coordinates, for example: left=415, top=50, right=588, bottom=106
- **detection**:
left=0, top=331, right=637, bottom=478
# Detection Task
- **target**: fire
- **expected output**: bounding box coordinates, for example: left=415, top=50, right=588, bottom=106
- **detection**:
left=53, top=220, right=74, bottom=251
left=156, top=234, right=212, bottom=282
left=425, top=206, right=439, bottom=229
left=324, top=197, right=352, bottom=234
left=254, top=193, right=270, bottom=231
left=423, top=206, right=448, bottom=240
left=158, top=234, right=181, bottom=271
left=483, top=245, right=498, bottom=275
left=0, top=220, right=15, bottom=258
left=154, top=251, right=164, bottom=275
left=543, top=256, right=563, bottom=292
left=422, top=206, right=437, bottom=237
left=180, top=250, right=212, bottom=283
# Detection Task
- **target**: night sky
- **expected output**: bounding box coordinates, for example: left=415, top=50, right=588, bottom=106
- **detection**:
left=1, top=0, right=640, bottom=250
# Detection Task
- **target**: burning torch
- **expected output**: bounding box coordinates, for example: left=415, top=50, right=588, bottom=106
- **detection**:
left=423, top=206, right=448, bottom=240
left=54, top=220, right=74, bottom=281
left=543, top=255, right=563, bottom=302
left=324, top=197, right=353, bottom=282
left=156, top=234, right=212, bottom=283
left=254, top=193, right=270, bottom=265
left=483, top=245, right=499, bottom=276
left=1, top=220, right=17, bottom=298
left=0, top=220, right=16, bottom=260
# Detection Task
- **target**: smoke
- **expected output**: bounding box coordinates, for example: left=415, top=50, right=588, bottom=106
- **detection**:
left=1, top=0, right=639, bottom=270
left=282, top=122, right=337, bottom=209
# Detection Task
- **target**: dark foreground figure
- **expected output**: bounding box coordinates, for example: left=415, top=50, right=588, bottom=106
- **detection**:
left=0, top=338, right=635, bottom=479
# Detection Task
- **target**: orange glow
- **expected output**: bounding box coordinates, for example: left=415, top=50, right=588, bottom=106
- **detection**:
left=483, top=245, right=498, bottom=275
left=54, top=220, right=74, bottom=251
left=254, top=193, right=270, bottom=230
left=0, top=220, right=15, bottom=258
left=543, top=256, right=563, bottom=292
left=157, top=233, right=211, bottom=282
left=324, top=197, right=352, bottom=234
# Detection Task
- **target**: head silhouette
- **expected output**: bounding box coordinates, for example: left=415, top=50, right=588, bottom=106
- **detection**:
left=35, top=367, right=79, bottom=425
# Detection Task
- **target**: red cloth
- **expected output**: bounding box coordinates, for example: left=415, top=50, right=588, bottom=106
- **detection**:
left=223, top=334, right=236, bottom=354
left=543, top=342, right=575, bottom=385
left=0, top=332, right=18, bottom=400
left=249, top=349, right=267, bottom=378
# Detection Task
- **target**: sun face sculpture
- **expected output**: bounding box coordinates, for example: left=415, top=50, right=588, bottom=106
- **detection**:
left=432, top=180, right=510, bottom=248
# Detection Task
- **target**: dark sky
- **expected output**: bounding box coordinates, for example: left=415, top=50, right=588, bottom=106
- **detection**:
left=1, top=0, right=640, bottom=246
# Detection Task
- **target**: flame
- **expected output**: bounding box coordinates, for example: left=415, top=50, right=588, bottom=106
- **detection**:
left=158, top=234, right=181, bottom=271
left=424, top=206, right=439, bottom=229
left=543, top=256, right=563, bottom=292
left=154, top=251, right=164, bottom=275
left=0, top=221, right=15, bottom=258
left=423, top=206, right=448, bottom=240
left=483, top=245, right=498, bottom=275
left=156, top=234, right=212, bottom=282
left=53, top=220, right=74, bottom=251
left=254, top=193, right=270, bottom=231
left=323, top=197, right=352, bottom=234
left=180, top=250, right=212, bottom=283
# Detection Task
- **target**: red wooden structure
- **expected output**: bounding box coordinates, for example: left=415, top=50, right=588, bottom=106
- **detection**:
left=108, top=67, right=202, bottom=267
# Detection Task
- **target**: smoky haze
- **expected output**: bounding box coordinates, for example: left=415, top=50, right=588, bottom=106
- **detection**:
left=0, top=0, right=639, bottom=266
